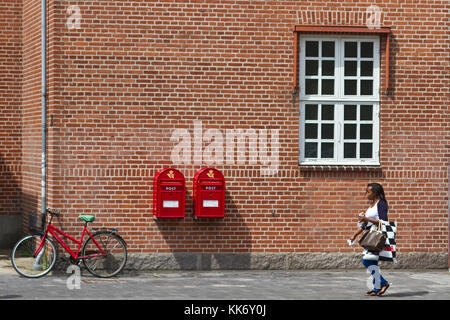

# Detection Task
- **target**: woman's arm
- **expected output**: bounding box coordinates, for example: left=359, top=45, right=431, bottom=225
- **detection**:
left=359, top=216, right=380, bottom=225
left=350, top=227, right=365, bottom=241
left=377, top=200, right=388, bottom=221
left=359, top=217, right=379, bottom=225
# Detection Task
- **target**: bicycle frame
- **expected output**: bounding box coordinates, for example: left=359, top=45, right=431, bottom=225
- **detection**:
left=34, top=222, right=106, bottom=260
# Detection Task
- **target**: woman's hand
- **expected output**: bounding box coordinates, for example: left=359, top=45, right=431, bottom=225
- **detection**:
left=358, top=216, right=367, bottom=223
left=358, top=212, right=366, bottom=222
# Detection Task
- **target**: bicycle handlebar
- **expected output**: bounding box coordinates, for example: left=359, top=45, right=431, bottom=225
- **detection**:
left=46, top=208, right=60, bottom=216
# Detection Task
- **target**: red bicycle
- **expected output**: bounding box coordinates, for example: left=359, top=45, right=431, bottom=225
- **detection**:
left=11, top=208, right=127, bottom=278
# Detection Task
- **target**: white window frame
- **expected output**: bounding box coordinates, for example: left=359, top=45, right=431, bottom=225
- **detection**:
left=299, top=35, right=380, bottom=166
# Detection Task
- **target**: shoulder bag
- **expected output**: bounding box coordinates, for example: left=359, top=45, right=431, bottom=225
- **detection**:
left=358, top=220, right=387, bottom=252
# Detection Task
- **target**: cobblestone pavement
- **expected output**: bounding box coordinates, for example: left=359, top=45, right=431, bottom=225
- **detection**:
left=1, top=262, right=449, bottom=300
left=1, top=251, right=448, bottom=318
left=2, top=249, right=450, bottom=301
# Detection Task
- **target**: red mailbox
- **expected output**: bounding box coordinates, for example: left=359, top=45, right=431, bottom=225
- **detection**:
left=153, top=168, right=185, bottom=219
left=193, top=168, right=225, bottom=218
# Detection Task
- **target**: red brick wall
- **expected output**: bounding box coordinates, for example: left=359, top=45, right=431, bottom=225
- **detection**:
left=18, top=1, right=450, bottom=259
left=0, top=0, right=21, bottom=216
left=21, top=0, right=43, bottom=224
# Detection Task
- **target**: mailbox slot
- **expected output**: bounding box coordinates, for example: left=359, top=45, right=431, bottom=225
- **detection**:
left=153, top=169, right=185, bottom=218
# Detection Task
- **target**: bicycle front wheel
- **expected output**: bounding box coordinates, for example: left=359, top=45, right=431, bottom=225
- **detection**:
left=82, top=231, right=127, bottom=278
left=11, top=235, right=57, bottom=278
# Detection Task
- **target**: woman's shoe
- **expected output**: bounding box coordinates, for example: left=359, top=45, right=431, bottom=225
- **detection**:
left=377, top=283, right=390, bottom=296
left=365, top=290, right=378, bottom=296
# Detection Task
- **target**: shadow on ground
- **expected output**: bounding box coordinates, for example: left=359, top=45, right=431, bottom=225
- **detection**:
left=384, top=291, right=429, bottom=298
left=0, top=294, right=22, bottom=299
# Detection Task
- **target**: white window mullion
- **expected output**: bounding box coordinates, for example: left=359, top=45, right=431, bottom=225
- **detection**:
left=336, top=103, right=344, bottom=163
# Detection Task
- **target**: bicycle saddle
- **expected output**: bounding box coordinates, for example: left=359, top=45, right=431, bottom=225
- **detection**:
left=78, top=215, right=95, bottom=223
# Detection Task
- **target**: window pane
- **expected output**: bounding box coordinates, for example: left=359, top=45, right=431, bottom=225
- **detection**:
left=344, top=143, right=357, bottom=158
left=344, top=105, right=357, bottom=120
left=322, top=41, right=335, bottom=57
left=305, top=124, right=318, bottom=139
left=321, top=124, right=334, bottom=139
left=305, top=60, right=318, bottom=76
left=360, top=124, right=373, bottom=139
left=321, top=143, right=334, bottom=158
left=321, top=60, right=334, bottom=76
left=344, top=124, right=357, bottom=139
left=360, top=143, right=373, bottom=158
left=361, top=42, right=373, bottom=58
left=321, top=79, right=334, bottom=95
left=360, top=61, right=373, bottom=76
left=306, top=41, right=319, bottom=57
left=345, top=42, right=357, bottom=58
left=305, top=104, right=318, bottom=120
left=321, top=104, right=334, bottom=120
left=305, top=142, right=318, bottom=158
left=305, top=79, right=318, bottom=94
left=345, top=61, right=357, bottom=76
left=360, top=105, right=373, bottom=120
left=344, top=80, right=357, bottom=95
left=360, top=80, right=373, bottom=95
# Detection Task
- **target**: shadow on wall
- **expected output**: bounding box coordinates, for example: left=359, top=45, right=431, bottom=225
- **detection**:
left=0, top=157, right=22, bottom=249
left=154, top=189, right=252, bottom=270
left=23, top=192, right=43, bottom=234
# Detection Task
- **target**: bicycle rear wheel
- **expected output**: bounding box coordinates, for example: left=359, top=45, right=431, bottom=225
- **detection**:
left=11, top=235, right=57, bottom=278
left=82, top=231, right=127, bottom=278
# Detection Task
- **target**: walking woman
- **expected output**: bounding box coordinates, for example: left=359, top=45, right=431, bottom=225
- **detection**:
left=350, top=183, right=390, bottom=296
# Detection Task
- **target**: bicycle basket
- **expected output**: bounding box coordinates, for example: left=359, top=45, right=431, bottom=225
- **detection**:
left=28, top=212, right=44, bottom=233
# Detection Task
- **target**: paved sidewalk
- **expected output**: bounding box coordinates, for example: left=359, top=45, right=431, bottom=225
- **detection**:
left=2, top=249, right=450, bottom=301
left=1, top=257, right=449, bottom=300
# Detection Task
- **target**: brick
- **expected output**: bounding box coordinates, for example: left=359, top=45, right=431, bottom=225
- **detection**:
left=0, top=0, right=447, bottom=260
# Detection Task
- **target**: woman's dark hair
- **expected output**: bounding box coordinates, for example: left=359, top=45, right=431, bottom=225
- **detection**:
left=367, top=183, right=388, bottom=206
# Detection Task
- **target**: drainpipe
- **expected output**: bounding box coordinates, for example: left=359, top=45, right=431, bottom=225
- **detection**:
left=41, top=0, right=47, bottom=218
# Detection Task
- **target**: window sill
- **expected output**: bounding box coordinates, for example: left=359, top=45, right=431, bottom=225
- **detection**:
left=298, top=163, right=381, bottom=172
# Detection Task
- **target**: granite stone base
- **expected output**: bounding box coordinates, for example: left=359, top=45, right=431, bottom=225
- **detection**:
left=121, top=252, right=449, bottom=271
left=53, top=251, right=448, bottom=272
